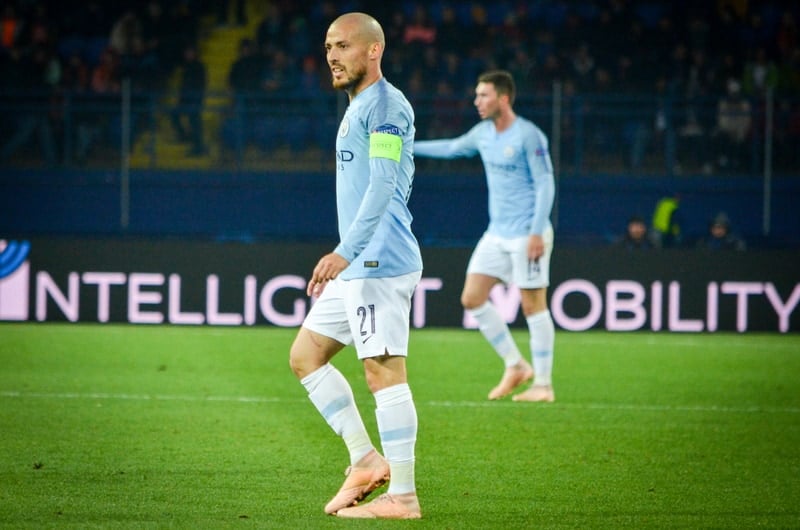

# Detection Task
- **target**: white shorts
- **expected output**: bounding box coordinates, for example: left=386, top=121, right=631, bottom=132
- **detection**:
left=302, top=271, right=422, bottom=359
left=466, top=226, right=554, bottom=289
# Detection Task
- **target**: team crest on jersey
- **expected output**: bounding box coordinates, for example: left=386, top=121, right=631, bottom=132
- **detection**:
left=503, top=146, right=515, bottom=158
left=339, top=117, right=350, bottom=137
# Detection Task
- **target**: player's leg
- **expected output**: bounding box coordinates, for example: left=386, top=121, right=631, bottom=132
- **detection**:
left=289, top=279, right=385, bottom=515
left=336, top=273, right=421, bottom=519
left=511, top=286, right=555, bottom=402
left=463, top=235, right=532, bottom=399
left=512, top=227, right=556, bottom=403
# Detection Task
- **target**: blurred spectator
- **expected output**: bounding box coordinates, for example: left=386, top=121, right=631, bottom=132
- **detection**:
left=261, top=49, right=295, bottom=93
left=70, top=1, right=110, bottom=39
left=570, top=43, right=596, bottom=92
left=614, top=215, right=656, bottom=250
left=651, top=194, right=682, bottom=248
left=162, top=1, right=198, bottom=71
left=403, top=4, right=436, bottom=50
left=119, top=35, right=162, bottom=92
left=28, top=3, right=56, bottom=49
left=170, top=44, right=207, bottom=156
left=295, top=54, right=329, bottom=148
left=0, top=4, right=23, bottom=52
left=775, top=9, right=798, bottom=59
left=466, top=4, right=491, bottom=53
left=140, top=1, right=171, bottom=75
left=217, top=0, right=246, bottom=28
left=255, top=49, right=302, bottom=152
left=297, top=54, right=321, bottom=96
left=714, top=52, right=742, bottom=94
left=742, top=46, right=779, bottom=97
left=285, top=15, right=312, bottom=61
left=684, top=48, right=716, bottom=104
left=777, top=46, right=800, bottom=96
left=61, top=50, right=93, bottom=164
left=254, top=3, right=285, bottom=57
left=0, top=0, right=797, bottom=174
left=382, top=8, right=406, bottom=52
left=696, top=212, right=746, bottom=251
left=75, top=46, right=121, bottom=164
left=712, top=78, right=752, bottom=171
left=62, top=51, right=90, bottom=91
left=417, top=46, right=440, bottom=84
left=677, top=108, right=712, bottom=173
left=90, top=47, right=120, bottom=93
left=228, top=38, right=263, bottom=94
left=0, top=45, right=58, bottom=167
left=506, top=47, right=535, bottom=91
left=109, top=10, right=141, bottom=57
left=774, top=98, right=800, bottom=170
left=427, top=78, right=463, bottom=139
left=223, top=37, right=262, bottom=158
left=306, top=1, right=337, bottom=43
left=436, top=5, right=465, bottom=55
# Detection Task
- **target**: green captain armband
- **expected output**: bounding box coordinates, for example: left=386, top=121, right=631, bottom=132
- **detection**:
left=369, top=132, right=402, bottom=162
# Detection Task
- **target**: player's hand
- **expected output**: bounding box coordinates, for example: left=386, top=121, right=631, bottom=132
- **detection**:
left=528, top=234, right=544, bottom=262
left=307, top=252, right=349, bottom=297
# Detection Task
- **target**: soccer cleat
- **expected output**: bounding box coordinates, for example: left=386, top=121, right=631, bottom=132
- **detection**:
left=324, top=449, right=390, bottom=515
left=488, top=360, right=534, bottom=400
left=512, top=384, right=555, bottom=403
left=336, top=493, right=422, bottom=519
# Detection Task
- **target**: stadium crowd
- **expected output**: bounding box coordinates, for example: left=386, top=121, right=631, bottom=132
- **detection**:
left=1, top=0, right=799, bottom=172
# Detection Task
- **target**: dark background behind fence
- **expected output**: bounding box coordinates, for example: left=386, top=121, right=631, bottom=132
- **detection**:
left=2, top=0, right=799, bottom=248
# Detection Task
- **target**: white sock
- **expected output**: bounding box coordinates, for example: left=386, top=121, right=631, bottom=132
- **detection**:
left=302, top=363, right=373, bottom=465
left=374, top=383, right=417, bottom=495
left=468, top=301, right=523, bottom=368
left=527, top=310, right=555, bottom=386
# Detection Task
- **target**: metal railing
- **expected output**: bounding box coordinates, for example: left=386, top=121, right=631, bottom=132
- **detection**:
left=2, top=85, right=795, bottom=179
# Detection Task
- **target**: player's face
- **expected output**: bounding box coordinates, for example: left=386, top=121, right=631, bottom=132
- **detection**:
left=474, top=82, right=502, bottom=120
left=325, top=23, right=369, bottom=93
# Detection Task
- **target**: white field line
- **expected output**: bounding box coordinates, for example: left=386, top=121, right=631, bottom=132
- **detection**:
left=559, top=335, right=800, bottom=351
left=1, top=390, right=798, bottom=414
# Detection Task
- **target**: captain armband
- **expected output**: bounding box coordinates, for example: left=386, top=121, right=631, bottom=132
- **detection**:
left=369, top=132, right=402, bottom=162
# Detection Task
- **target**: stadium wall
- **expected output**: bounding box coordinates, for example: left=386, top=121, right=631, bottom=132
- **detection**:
left=2, top=169, right=800, bottom=247
left=1, top=238, right=797, bottom=333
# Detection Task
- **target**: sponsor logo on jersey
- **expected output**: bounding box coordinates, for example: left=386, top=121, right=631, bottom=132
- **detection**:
left=373, top=124, right=401, bottom=136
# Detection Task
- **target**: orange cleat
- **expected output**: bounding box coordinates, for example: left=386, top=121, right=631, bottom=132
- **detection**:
left=488, top=361, right=534, bottom=400
left=324, top=449, right=390, bottom=515
left=512, top=384, right=555, bottom=403
left=336, top=493, right=421, bottom=519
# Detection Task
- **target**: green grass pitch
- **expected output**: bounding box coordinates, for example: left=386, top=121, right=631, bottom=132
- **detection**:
left=1, top=323, right=799, bottom=529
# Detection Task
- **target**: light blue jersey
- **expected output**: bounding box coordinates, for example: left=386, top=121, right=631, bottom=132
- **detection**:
left=333, top=78, right=422, bottom=280
left=415, top=116, right=555, bottom=238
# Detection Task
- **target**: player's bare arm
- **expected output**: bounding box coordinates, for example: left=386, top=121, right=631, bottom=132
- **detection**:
left=308, top=252, right=350, bottom=297
left=528, top=234, right=544, bottom=261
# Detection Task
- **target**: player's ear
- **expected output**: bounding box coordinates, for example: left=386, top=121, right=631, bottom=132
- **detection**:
left=369, top=42, right=382, bottom=60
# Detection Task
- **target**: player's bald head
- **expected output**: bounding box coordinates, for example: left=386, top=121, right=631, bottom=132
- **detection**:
left=329, top=12, right=385, bottom=48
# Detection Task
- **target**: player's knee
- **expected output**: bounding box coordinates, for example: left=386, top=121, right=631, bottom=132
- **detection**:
left=288, top=346, right=305, bottom=379
left=289, top=338, right=317, bottom=380
left=460, top=291, right=485, bottom=310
